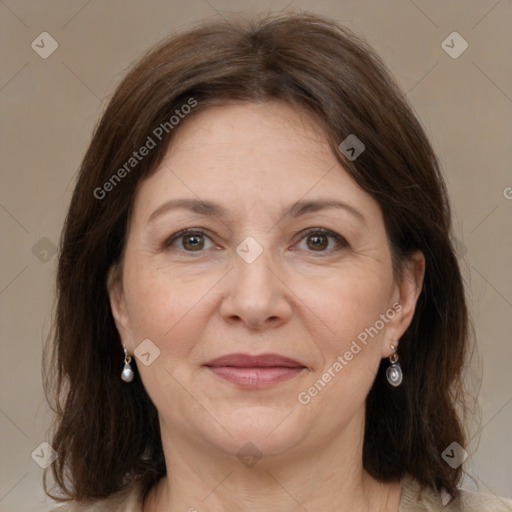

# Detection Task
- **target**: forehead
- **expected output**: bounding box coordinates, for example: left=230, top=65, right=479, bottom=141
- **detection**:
left=173, top=100, right=328, bottom=144
left=130, top=101, right=380, bottom=227
left=165, top=100, right=335, bottom=172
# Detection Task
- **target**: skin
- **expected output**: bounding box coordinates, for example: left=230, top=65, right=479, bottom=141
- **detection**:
left=108, top=100, right=425, bottom=512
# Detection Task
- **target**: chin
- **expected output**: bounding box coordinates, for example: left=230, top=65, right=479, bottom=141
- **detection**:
left=199, top=406, right=308, bottom=458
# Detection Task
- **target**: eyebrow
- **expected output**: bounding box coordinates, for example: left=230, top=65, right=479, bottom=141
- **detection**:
left=146, top=198, right=367, bottom=225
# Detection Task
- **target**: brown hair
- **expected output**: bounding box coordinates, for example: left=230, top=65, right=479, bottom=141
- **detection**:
left=44, top=11, right=474, bottom=503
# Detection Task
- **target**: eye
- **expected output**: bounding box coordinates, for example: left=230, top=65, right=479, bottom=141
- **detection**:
left=162, top=229, right=215, bottom=252
left=161, top=227, right=348, bottom=254
left=293, top=228, right=348, bottom=253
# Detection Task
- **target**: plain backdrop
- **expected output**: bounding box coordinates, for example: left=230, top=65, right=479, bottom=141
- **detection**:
left=1, top=1, right=511, bottom=511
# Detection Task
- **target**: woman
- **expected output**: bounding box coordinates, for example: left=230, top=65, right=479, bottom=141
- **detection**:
left=44, top=11, right=511, bottom=512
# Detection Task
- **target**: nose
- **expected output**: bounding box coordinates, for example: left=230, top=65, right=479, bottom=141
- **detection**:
left=219, top=243, right=293, bottom=331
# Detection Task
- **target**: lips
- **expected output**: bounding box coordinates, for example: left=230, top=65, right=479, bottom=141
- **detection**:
left=205, top=353, right=305, bottom=368
left=204, top=353, right=307, bottom=389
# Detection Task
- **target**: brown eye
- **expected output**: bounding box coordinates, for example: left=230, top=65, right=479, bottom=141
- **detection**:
left=306, top=233, right=329, bottom=251
left=295, top=228, right=348, bottom=253
left=182, top=233, right=205, bottom=251
left=163, top=229, right=213, bottom=252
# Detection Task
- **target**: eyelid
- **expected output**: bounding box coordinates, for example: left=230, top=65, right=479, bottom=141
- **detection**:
left=292, top=227, right=349, bottom=251
left=162, top=228, right=213, bottom=251
left=162, top=226, right=348, bottom=254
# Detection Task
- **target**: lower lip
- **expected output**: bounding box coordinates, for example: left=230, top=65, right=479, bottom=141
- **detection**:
left=206, top=366, right=305, bottom=388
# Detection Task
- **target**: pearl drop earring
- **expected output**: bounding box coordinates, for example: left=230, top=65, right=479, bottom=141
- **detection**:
left=386, top=343, right=403, bottom=387
left=121, top=345, right=134, bottom=383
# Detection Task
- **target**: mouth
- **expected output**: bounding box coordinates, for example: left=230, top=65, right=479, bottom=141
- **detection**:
left=204, top=353, right=307, bottom=389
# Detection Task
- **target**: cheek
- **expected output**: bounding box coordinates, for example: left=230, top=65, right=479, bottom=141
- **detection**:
left=305, top=264, right=392, bottom=353
left=297, top=272, right=390, bottom=411
left=122, top=260, right=217, bottom=359
left=122, top=271, right=203, bottom=401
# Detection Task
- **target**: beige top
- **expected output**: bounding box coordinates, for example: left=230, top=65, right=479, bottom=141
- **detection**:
left=50, top=473, right=512, bottom=511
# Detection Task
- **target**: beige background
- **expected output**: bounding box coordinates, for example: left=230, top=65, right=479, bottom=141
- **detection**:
left=1, top=1, right=511, bottom=510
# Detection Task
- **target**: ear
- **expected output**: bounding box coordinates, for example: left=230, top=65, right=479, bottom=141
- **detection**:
left=382, top=250, right=425, bottom=358
left=107, top=264, right=135, bottom=351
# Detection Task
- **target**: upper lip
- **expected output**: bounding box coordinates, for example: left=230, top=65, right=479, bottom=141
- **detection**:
left=205, top=353, right=305, bottom=368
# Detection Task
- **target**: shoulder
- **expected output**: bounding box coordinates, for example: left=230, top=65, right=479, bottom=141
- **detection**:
left=48, top=482, right=143, bottom=512
left=448, top=489, right=512, bottom=512
left=400, top=473, right=512, bottom=511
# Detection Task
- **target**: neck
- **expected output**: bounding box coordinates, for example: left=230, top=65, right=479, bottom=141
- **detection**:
left=144, top=412, right=402, bottom=512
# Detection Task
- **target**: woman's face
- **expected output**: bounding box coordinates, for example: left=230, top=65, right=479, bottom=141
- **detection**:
left=109, top=100, right=423, bottom=462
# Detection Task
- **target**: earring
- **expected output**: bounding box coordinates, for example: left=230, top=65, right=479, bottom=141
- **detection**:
left=386, top=343, right=403, bottom=387
left=121, top=345, right=134, bottom=383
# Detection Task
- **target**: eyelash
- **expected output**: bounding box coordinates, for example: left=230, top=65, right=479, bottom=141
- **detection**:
left=161, top=227, right=348, bottom=255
